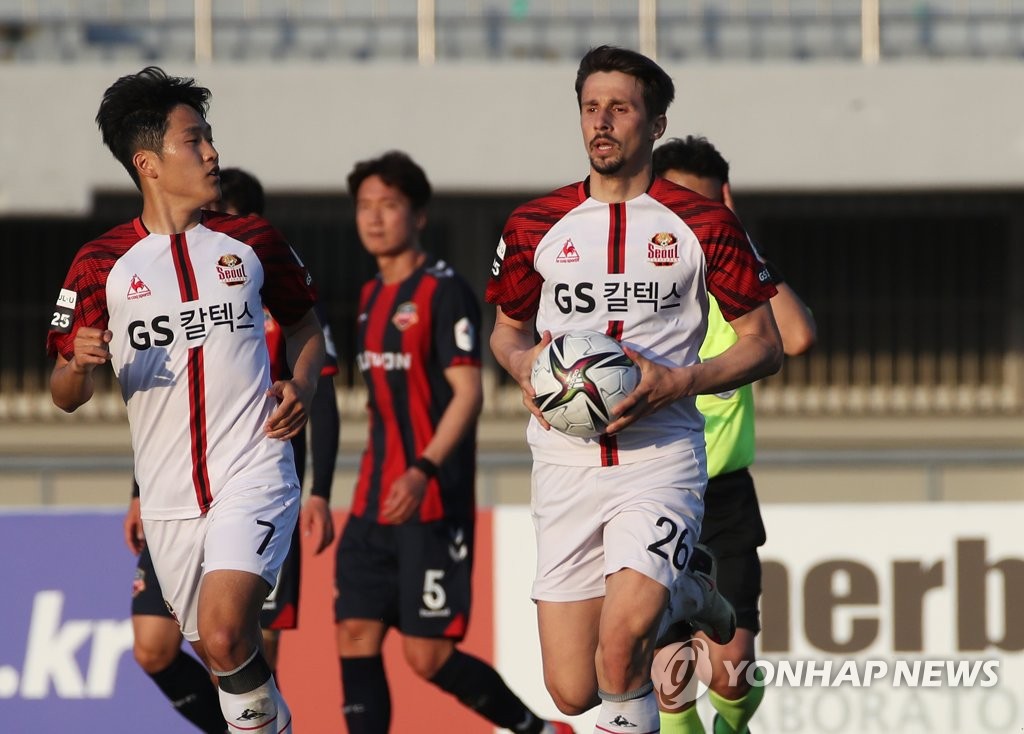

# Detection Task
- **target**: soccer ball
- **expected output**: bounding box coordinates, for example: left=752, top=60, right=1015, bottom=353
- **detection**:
left=531, top=330, right=640, bottom=438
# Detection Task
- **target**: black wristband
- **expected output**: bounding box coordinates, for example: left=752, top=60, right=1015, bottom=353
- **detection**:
left=412, top=456, right=439, bottom=478
left=763, top=259, right=785, bottom=286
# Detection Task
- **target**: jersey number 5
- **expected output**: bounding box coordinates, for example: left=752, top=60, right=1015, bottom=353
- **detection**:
left=422, top=569, right=447, bottom=611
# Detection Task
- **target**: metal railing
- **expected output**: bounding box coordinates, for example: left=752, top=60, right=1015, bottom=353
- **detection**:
left=3, top=1, right=1024, bottom=63
left=4, top=447, right=1023, bottom=506
left=9, top=188, right=1024, bottom=421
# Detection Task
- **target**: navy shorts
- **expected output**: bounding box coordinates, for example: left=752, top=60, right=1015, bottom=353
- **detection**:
left=699, top=468, right=766, bottom=633
left=131, top=526, right=302, bottom=631
left=334, top=514, right=475, bottom=640
left=131, top=545, right=172, bottom=617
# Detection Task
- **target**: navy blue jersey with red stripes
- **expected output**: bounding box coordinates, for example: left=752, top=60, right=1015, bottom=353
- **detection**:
left=353, top=259, right=481, bottom=523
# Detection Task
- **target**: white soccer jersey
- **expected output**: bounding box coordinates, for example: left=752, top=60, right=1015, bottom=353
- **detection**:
left=486, top=178, right=775, bottom=467
left=48, top=212, right=316, bottom=519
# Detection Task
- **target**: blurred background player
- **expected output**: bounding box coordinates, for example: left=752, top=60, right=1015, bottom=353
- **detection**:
left=651, top=135, right=816, bottom=734
left=123, top=167, right=340, bottom=733
left=333, top=150, right=572, bottom=734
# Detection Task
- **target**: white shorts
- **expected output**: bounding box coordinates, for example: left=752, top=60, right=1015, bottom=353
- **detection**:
left=144, top=484, right=300, bottom=642
left=530, top=450, right=707, bottom=602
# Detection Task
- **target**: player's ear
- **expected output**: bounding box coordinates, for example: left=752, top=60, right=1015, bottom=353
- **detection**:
left=133, top=149, right=158, bottom=181
left=414, top=208, right=428, bottom=232
left=722, top=181, right=736, bottom=212
left=650, top=115, right=667, bottom=142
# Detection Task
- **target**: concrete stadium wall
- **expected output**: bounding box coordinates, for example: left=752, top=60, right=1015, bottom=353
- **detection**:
left=3, top=61, right=1023, bottom=214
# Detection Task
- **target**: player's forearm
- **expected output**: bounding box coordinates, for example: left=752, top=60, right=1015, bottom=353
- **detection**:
left=419, top=376, right=483, bottom=467
left=770, top=283, right=817, bottom=356
left=690, top=332, right=782, bottom=397
left=285, top=311, right=327, bottom=400
left=489, top=318, right=535, bottom=379
left=50, top=359, right=95, bottom=412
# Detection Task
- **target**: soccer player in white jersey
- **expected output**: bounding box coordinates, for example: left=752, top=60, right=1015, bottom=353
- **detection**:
left=47, top=67, right=325, bottom=734
left=486, top=46, right=783, bottom=734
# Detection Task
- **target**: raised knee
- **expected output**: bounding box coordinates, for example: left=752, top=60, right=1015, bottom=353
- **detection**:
left=545, top=681, right=598, bottom=717
left=403, top=638, right=454, bottom=681
left=549, top=693, right=591, bottom=718
left=133, top=640, right=179, bottom=673
left=711, top=678, right=752, bottom=701
left=405, top=651, right=443, bottom=680
left=199, top=626, right=246, bottom=667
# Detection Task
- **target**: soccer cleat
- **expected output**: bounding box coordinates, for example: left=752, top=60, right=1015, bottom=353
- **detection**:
left=656, top=544, right=737, bottom=648
left=541, top=720, right=576, bottom=734
left=685, top=544, right=736, bottom=645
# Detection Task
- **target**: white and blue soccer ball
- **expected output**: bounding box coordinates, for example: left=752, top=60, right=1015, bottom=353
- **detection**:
left=530, top=330, right=640, bottom=438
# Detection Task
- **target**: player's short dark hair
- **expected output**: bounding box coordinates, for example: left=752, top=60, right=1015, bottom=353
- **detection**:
left=575, top=45, right=675, bottom=119
left=347, top=150, right=432, bottom=211
left=218, top=168, right=265, bottom=216
left=95, top=66, right=211, bottom=189
left=653, top=136, right=730, bottom=183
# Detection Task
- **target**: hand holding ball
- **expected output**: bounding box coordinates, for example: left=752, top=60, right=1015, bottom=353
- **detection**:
left=530, top=330, right=640, bottom=438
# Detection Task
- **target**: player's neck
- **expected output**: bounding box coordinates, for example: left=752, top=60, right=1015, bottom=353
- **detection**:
left=376, top=247, right=426, bottom=285
left=139, top=196, right=203, bottom=235
left=588, top=163, right=654, bottom=204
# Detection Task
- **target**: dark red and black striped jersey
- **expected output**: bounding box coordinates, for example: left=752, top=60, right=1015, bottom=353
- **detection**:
left=46, top=211, right=316, bottom=519
left=264, top=303, right=339, bottom=384
left=352, top=259, right=481, bottom=524
left=485, top=177, right=775, bottom=467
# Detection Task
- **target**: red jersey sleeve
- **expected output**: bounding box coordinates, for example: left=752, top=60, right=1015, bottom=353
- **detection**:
left=485, top=183, right=583, bottom=322
left=651, top=179, right=776, bottom=321
left=45, top=223, right=139, bottom=361
left=209, top=213, right=317, bottom=327
left=701, top=209, right=776, bottom=321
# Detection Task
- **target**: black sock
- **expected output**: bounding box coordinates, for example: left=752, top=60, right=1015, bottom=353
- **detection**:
left=430, top=650, right=544, bottom=733
left=341, top=655, right=391, bottom=734
left=148, top=651, right=226, bottom=734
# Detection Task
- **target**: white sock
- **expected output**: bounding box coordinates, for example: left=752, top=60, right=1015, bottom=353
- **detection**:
left=272, top=689, right=292, bottom=734
left=594, top=688, right=659, bottom=733
left=219, top=676, right=291, bottom=733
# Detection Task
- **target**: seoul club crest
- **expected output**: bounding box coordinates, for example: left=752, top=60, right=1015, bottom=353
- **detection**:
left=216, top=254, right=248, bottom=286
left=647, top=232, right=679, bottom=267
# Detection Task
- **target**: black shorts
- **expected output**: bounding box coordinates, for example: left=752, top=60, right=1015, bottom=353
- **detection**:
left=334, top=514, right=475, bottom=640
left=131, top=545, right=172, bottom=617
left=261, top=521, right=302, bottom=630
left=130, top=526, right=302, bottom=631
left=699, top=468, right=767, bottom=633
